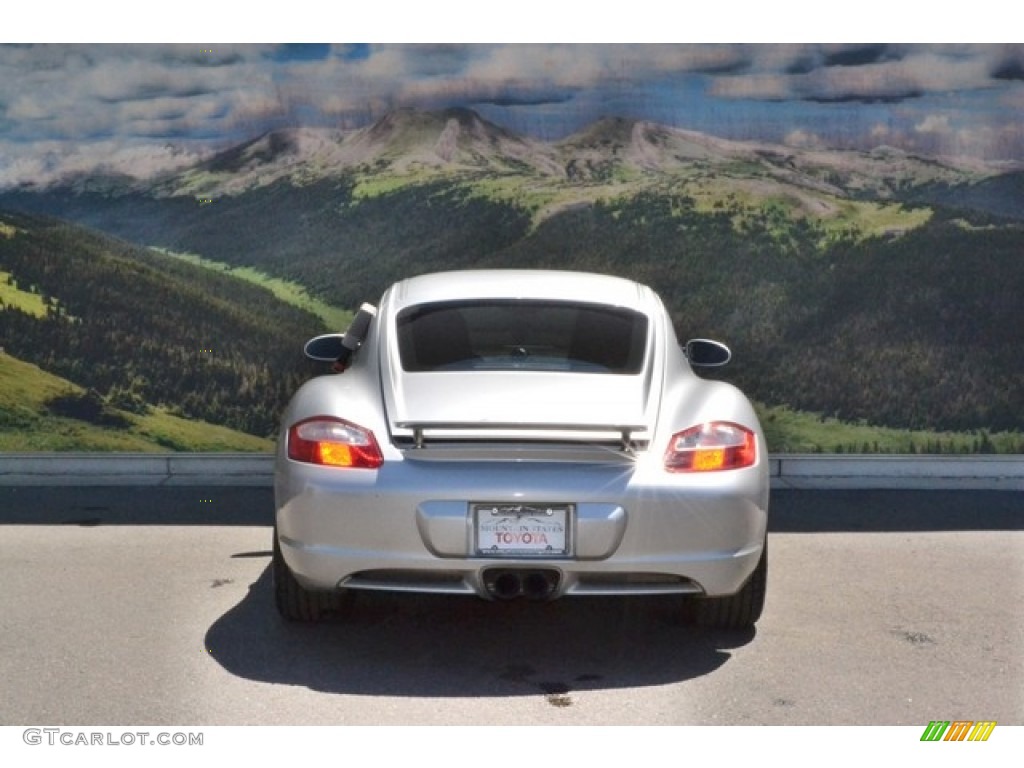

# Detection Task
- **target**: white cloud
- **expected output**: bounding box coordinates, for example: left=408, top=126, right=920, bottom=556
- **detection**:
left=869, top=123, right=892, bottom=141
left=1, top=42, right=1022, bottom=187
left=0, top=139, right=211, bottom=187
left=915, top=114, right=953, bottom=135
left=783, top=129, right=827, bottom=149
left=709, top=73, right=791, bottom=100
left=709, top=47, right=1003, bottom=104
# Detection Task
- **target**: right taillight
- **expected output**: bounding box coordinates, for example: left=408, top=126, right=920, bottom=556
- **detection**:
left=287, top=417, right=384, bottom=469
left=664, top=421, right=757, bottom=472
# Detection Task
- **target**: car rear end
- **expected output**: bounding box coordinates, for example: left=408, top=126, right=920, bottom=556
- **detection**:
left=274, top=271, right=768, bottom=613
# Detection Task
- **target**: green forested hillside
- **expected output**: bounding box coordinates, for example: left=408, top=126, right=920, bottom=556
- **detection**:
left=772, top=213, right=1021, bottom=431
left=909, top=172, right=1024, bottom=222
left=0, top=211, right=328, bottom=438
left=0, top=350, right=272, bottom=451
left=1, top=159, right=1021, bottom=442
left=0, top=179, right=534, bottom=310
left=475, top=194, right=1023, bottom=433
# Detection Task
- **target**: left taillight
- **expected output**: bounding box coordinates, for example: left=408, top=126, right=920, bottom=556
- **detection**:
left=287, top=417, right=384, bottom=469
left=664, top=421, right=757, bottom=472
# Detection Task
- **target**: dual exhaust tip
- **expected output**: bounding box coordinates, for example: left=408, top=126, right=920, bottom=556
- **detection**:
left=484, top=569, right=560, bottom=601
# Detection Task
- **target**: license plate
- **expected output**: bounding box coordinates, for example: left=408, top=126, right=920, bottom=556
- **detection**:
left=473, top=503, right=572, bottom=557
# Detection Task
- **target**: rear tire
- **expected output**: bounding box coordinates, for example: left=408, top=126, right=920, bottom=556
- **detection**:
left=693, top=539, right=767, bottom=630
left=272, top=528, right=349, bottom=622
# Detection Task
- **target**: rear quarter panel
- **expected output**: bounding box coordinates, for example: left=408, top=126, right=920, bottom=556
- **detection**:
left=654, top=338, right=770, bottom=512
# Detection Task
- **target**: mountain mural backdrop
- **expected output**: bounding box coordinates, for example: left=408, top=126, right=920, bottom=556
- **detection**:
left=1, top=45, right=1022, bottom=453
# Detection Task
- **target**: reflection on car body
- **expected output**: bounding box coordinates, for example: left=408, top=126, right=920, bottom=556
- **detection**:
left=274, top=269, right=769, bottom=628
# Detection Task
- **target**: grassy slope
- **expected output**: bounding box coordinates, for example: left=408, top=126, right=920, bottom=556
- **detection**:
left=5, top=346, right=1013, bottom=454
left=0, top=210, right=333, bottom=440
left=4, top=340, right=1017, bottom=455
left=1, top=222, right=47, bottom=315
left=153, top=248, right=354, bottom=331
left=758, top=403, right=1022, bottom=455
left=0, top=270, right=48, bottom=317
left=0, top=350, right=273, bottom=452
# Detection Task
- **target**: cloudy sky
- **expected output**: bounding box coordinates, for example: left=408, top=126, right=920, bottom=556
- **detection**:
left=2, top=39, right=1022, bottom=187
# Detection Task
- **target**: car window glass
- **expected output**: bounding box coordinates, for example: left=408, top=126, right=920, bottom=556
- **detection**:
left=396, top=300, right=648, bottom=373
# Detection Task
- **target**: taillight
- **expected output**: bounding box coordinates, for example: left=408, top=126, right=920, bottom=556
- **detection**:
left=287, top=417, right=384, bottom=469
left=664, top=422, right=757, bottom=472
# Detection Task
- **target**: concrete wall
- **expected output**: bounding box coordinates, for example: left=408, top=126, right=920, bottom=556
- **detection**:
left=0, top=453, right=1021, bottom=490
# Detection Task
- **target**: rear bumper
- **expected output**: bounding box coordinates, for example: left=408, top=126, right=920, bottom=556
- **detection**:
left=275, top=454, right=769, bottom=599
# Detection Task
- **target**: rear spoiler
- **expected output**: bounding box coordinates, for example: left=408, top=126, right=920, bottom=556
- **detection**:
left=395, top=422, right=649, bottom=452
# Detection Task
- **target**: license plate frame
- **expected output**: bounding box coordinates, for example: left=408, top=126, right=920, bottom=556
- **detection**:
left=472, top=503, right=573, bottom=558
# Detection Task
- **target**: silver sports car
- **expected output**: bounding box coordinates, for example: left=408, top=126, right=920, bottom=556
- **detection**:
left=274, top=270, right=769, bottom=628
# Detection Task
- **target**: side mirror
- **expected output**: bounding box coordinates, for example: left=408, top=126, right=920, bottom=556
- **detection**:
left=685, top=338, right=732, bottom=368
left=304, top=303, right=377, bottom=370
left=304, top=333, right=346, bottom=362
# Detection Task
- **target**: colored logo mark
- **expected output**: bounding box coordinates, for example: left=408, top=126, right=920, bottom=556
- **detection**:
left=920, top=720, right=996, bottom=741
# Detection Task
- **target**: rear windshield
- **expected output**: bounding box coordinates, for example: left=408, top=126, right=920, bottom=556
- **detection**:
left=396, top=300, right=648, bottom=374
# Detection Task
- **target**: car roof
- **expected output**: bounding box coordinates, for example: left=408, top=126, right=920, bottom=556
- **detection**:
left=386, top=269, right=660, bottom=313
